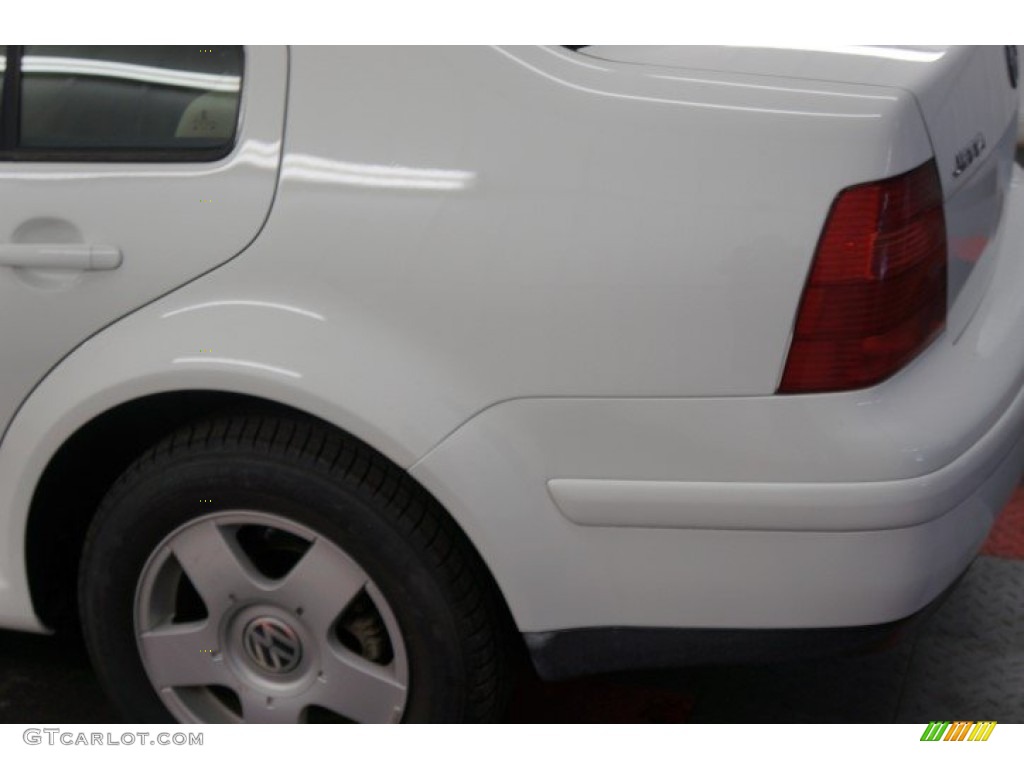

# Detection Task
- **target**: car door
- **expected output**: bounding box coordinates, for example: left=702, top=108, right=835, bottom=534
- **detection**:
left=0, top=45, right=286, bottom=436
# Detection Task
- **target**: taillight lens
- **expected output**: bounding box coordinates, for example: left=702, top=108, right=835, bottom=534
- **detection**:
left=778, top=160, right=947, bottom=393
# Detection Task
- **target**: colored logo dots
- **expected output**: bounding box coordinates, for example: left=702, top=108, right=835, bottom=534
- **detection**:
left=920, top=721, right=997, bottom=742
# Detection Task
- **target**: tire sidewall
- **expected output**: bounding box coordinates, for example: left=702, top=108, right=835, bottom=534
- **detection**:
left=80, top=449, right=473, bottom=723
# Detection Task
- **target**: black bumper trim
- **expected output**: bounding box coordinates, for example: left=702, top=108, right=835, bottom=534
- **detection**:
left=524, top=577, right=960, bottom=681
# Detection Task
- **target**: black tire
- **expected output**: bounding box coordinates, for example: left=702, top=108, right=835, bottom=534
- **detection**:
left=79, top=410, right=511, bottom=723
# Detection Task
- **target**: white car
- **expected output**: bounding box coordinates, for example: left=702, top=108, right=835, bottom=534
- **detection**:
left=0, top=45, right=1022, bottom=724
left=1019, top=46, right=1024, bottom=144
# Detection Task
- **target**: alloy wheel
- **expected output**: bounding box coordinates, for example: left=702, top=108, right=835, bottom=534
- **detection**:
left=133, top=510, right=409, bottom=723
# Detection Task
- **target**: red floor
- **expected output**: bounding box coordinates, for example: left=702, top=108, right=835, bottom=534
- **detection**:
left=981, top=485, right=1024, bottom=560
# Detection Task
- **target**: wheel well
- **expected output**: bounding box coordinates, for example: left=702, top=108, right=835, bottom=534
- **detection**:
left=25, top=391, right=516, bottom=643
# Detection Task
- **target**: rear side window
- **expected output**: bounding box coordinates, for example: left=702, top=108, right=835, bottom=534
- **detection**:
left=0, top=46, right=243, bottom=160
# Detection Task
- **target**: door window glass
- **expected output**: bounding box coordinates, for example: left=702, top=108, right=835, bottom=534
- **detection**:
left=14, top=46, right=242, bottom=156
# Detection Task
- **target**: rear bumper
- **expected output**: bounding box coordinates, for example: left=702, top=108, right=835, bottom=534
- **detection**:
left=547, top=380, right=1024, bottom=534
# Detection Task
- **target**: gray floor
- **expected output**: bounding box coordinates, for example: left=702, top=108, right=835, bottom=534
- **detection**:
left=685, top=556, right=1024, bottom=723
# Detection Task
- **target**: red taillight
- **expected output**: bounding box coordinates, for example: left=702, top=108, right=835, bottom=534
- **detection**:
left=778, top=160, right=947, bottom=394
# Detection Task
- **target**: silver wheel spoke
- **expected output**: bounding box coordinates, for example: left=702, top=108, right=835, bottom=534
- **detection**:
left=315, top=645, right=407, bottom=723
left=139, top=621, right=233, bottom=689
left=170, top=519, right=266, bottom=613
left=273, top=537, right=367, bottom=633
left=239, top=688, right=306, bottom=724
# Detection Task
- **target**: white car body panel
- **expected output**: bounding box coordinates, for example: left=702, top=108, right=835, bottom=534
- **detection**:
left=0, top=46, right=1021, bottom=641
left=583, top=46, right=1018, bottom=195
left=1018, top=45, right=1024, bottom=144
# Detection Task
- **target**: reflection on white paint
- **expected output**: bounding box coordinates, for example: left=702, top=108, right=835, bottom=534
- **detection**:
left=172, top=356, right=301, bottom=379
left=494, top=47, right=882, bottom=119
left=751, top=46, right=946, bottom=63
left=901, top=446, right=927, bottom=464
left=650, top=73, right=899, bottom=102
left=282, top=154, right=476, bottom=191
left=543, top=46, right=610, bottom=72
left=162, top=300, right=325, bottom=321
left=234, top=139, right=281, bottom=171
left=22, top=56, right=241, bottom=92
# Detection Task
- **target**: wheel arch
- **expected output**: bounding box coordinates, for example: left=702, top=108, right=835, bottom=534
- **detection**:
left=24, top=389, right=518, bottom=642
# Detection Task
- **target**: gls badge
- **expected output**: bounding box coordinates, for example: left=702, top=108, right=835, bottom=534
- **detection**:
left=953, top=133, right=986, bottom=179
